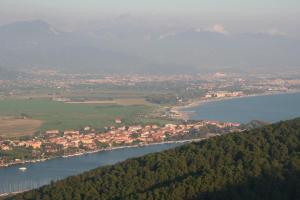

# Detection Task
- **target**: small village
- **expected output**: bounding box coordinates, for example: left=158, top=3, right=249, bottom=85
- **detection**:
left=0, top=118, right=242, bottom=167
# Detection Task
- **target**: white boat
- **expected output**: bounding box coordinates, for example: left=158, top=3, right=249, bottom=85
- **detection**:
left=19, top=167, right=27, bottom=172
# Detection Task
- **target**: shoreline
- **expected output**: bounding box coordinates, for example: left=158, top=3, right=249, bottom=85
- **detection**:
left=0, top=138, right=206, bottom=197
left=0, top=138, right=204, bottom=170
left=172, top=90, right=300, bottom=120
left=2, top=90, right=299, bottom=169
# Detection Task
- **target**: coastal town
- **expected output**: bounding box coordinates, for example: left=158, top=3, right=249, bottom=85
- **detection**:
left=0, top=71, right=299, bottom=168
left=0, top=119, right=243, bottom=168
left=1, top=70, right=299, bottom=168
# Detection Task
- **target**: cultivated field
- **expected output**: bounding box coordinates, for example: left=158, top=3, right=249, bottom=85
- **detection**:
left=0, top=117, right=43, bottom=138
left=0, top=99, right=166, bottom=137
left=114, top=98, right=152, bottom=106
left=66, top=98, right=152, bottom=106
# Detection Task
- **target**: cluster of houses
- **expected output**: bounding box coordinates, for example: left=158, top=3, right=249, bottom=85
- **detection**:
left=205, top=91, right=244, bottom=98
left=0, top=120, right=241, bottom=166
left=1, top=120, right=241, bottom=152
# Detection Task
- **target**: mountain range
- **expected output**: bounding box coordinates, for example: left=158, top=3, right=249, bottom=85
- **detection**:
left=0, top=20, right=300, bottom=74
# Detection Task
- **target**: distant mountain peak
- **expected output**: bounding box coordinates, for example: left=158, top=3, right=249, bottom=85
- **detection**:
left=0, top=20, right=60, bottom=37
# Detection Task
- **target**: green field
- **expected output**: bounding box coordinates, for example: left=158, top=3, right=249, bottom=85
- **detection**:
left=0, top=99, right=170, bottom=136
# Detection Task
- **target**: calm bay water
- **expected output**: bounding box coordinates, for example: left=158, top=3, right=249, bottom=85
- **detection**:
left=0, top=143, right=181, bottom=195
left=184, top=92, right=300, bottom=123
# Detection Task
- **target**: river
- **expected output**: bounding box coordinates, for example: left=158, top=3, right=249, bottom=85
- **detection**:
left=0, top=143, right=181, bottom=195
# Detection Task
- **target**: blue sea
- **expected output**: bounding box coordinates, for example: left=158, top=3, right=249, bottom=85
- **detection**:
left=183, top=92, right=300, bottom=123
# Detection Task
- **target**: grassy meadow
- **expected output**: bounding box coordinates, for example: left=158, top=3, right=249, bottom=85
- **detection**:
left=0, top=99, right=168, bottom=137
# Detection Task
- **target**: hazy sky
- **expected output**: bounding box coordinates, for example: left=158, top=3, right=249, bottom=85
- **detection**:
left=1, top=0, right=299, bottom=15
left=0, top=0, right=299, bottom=36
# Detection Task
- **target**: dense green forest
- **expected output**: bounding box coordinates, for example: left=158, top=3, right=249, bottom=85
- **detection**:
left=8, top=118, right=300, bottom=200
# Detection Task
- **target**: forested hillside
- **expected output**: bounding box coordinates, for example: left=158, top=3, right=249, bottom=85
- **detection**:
left=8, top=118, right=300, bottom=200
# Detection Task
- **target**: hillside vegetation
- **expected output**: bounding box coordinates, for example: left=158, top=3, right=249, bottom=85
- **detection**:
left=8, top=118, right=300, bottom=200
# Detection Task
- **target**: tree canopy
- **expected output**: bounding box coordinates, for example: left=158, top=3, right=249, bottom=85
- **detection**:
left=8, top=118, right=300, bottom=200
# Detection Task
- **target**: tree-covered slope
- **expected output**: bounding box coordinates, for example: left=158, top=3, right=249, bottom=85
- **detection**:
left=9, top=118, right=300, bottom=200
